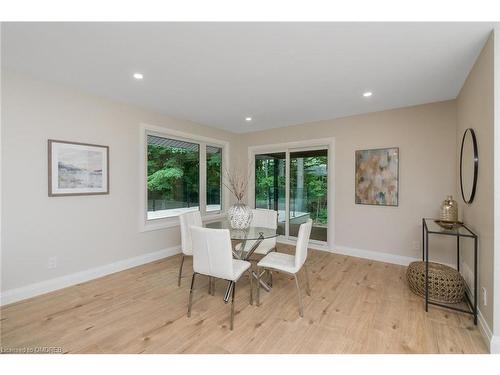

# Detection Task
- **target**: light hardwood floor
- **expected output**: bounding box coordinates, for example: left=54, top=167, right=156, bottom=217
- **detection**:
left=0, top=245, right=488, bottom=354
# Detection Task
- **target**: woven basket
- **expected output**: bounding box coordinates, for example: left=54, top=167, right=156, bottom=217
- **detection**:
left=406, top=261, right=465, bottom=304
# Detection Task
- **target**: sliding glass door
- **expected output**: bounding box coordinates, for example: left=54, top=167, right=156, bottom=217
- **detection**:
left=255, top=152, right=286, bottom=236
left=254, top=147, right=328, bottom=243
left=289, top=149, right=328, bottom=241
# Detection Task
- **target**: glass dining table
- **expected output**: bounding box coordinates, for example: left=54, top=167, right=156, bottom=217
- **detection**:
left=206, top=220, right=278, bottom=303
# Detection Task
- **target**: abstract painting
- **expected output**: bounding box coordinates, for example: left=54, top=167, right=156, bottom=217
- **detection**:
left=48, top=140, right=109, bottom=196
left=355, top=147, right=399, bottom=206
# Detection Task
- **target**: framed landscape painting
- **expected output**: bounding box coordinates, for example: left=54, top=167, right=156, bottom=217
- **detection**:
left=355, top=147, right=399, bottom=206
left=48, top=140, right=109, bottom=196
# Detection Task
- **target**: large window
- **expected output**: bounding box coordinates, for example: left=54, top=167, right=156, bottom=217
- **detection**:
left=147, top=135, right=200, bottom=219
left=206, top=146, right=222, bottom=212
left=145, top=133, right=224, bottom=221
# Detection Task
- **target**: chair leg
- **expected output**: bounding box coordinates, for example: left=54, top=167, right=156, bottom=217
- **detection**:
left=294, top=273, right=304, bottom=318
left=208, top=276, right=216, bottom=295
left=249, top=269, right=253, bottom=305
left=178, top=255, right=185, bottom=287
left=230, top=282, right=236, bottom=330
left=256, top=267, right=261, bottom=306
left=270, top=248, right=276, bottom=286
left=187, top=273, right=197, bottom=317
left=303, top=264, right=311, bottom=296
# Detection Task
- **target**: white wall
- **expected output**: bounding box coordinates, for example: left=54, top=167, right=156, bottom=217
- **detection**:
left=1, top=70, right=238, bottom=296
left=237, top=101, right=459, bottom=264
left=493, top=26, right=500, bottom=354
left=456, top=33, right=495, bottom=336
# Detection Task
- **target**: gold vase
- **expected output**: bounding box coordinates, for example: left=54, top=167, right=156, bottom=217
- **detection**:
left=440, top=195, right=458, bottom=222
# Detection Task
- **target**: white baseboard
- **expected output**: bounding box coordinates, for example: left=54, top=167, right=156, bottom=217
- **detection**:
left=333, top=245, right=419, bottom=266
left=491, top=335, right=500, bottom=354
left=477, top=308, right=494, bottom=353
left=0, top=245, right=181, bottom=306
left=278, top=239, right=419, bottom=266
left=277, top=237, right=331, bottom=252
left=460, top=262, right=496, bottom=353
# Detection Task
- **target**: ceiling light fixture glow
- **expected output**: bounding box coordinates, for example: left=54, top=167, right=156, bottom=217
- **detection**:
left=133, top=73, right=144, bottom=80
left=363, top=91, right=373, bottom=97
left=245, top=117, right=252, bottom=122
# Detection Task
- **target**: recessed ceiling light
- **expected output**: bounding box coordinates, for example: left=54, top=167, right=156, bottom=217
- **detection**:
left=363, top=91, right=373, bottom=97
left=245, top=117, right=252, bottom=122
left=133, top=73, right=144, bottom=80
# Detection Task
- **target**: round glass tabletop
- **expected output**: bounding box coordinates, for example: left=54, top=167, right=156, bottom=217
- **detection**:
left=206, top=220, right=278, bottom=241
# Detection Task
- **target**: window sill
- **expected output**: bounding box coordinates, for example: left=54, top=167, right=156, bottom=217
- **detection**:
left=139, top=212, right=226, bottom=233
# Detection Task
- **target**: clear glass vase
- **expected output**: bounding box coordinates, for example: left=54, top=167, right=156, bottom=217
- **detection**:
left=440, top=195, right=458, bottom=222
left=227, top=202, right=253, bottom=229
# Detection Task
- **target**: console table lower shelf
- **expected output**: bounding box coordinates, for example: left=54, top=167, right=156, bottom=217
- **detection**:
left=422, top=218, right=478, bottom=325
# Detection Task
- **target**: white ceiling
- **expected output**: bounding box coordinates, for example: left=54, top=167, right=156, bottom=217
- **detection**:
left=2, top=22, right=494, bottom=133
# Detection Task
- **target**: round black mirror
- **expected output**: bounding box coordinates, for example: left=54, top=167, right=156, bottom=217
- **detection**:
left=460, top=128, right=478, bottom=204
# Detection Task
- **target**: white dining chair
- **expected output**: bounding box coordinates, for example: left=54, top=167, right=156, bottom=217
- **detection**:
left=234, top=208, right=278, bottom=286
left=178, top=210, right=203, bottom=287
left=234, top=208, right=278, bottom=255
left=256, top=219, right=313, bottom=317
left=188, top=226, right=253, bottom=330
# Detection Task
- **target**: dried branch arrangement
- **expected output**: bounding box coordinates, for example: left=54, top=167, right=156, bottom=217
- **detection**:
left=222, top=163, right=252, bottom=202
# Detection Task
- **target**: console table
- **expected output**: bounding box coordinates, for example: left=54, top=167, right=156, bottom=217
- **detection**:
left=422, top=218, right=478, bottom=325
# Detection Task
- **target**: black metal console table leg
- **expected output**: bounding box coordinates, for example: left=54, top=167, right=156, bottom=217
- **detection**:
left=422, top=218, right=425, bottom=261
left=457, top=236, right=460, bottom=272
left=425, top=226, right=429, bottom=312
left=474, top=236, right=478, bottom=325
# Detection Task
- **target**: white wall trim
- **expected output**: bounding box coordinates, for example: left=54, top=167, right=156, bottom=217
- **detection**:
left=277, top=236, right=331, bottom=252
left=460, top=261, right=495, bottom=353
left=476, top=308, right=500, bottom=354
left=333, top=245, right=419, bottom=266
left=477, top=308, right=494, bottom=353
left=278, top=236, right=419, bottom=266
left=0, top=245, right=181, bottom=306
left=491, top=335, right=500, bottom=354
left=493, top=25, right=500, bottom=352
left=139, top=212, right=226, bottom=232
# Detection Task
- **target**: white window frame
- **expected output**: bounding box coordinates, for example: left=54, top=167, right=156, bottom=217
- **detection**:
left=139, top=123, right=229, bottom=232
left=248, top=138, right=335, bottom=251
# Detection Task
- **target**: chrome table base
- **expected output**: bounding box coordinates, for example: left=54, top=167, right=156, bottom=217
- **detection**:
left=223, top=233, right=271, bottom=303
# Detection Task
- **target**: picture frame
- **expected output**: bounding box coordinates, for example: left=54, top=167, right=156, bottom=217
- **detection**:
left=355, top=147, right=399, bottom=206
left=48, top=139, right=109, bottom=197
